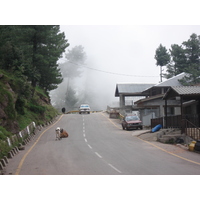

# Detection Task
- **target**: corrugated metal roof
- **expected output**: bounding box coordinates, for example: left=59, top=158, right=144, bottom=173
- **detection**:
left=163, top=86, right=200, bottom=100
left=155, top=72, right=187, bottom=87
left=142, top=72, right=188, bottom=94
left=171, top=86, right=200, bottom=95
left=115, top=83, right=155, bottom=96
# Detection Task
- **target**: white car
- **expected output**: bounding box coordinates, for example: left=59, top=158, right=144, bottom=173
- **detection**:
left=79, top=104, right=90, bottom=114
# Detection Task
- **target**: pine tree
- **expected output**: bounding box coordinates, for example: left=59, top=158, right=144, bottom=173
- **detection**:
left=164, top=44, right=187, bottom=79
left=21, top=25, right=69, bottom=91
left=154, top=44, right=170, bottom=82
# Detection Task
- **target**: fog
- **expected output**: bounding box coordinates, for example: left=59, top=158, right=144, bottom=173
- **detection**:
left=50, top=25, right=200, bottom=111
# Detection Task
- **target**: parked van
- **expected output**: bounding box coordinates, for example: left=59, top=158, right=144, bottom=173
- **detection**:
left=79, top=104, right=90, bottom=114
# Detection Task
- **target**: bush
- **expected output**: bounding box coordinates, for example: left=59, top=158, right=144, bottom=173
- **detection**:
left=0, top=126, right=12, bottom=140
left=0, top=140, right=12, bottom=159
left=29, top=103, right=46, bottom=114
left=15, top=96, right=26, bottom=115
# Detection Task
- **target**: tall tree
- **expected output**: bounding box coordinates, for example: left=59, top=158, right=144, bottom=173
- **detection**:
left=0, top=25, right=70, bottom=92
left=59, top=45, right=86, bottom=79
left=164, top=44, right=187, bottom=79
left=164, top=33, right=200, bottom=85
left=0, top=26, right=23, bottom=71
left=183, top=33, right=200, bottom=64
left=51, top=45, right=87, bottom=110
left=22, top=25, right=70, bottom=91
left=154, top=44, right=170, bottom=82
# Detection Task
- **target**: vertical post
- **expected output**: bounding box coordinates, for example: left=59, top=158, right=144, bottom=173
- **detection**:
left=164, top=99, right=167, bottom=128
left=198, top=99, right=200, bottom=127
left=119, top=94, right=125, bottom=107
left=180, top=96, right=184, bottom=134
left=160, top=66, right=162, bottom=82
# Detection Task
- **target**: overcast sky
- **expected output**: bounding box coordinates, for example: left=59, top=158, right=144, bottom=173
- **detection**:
left=58, top=25, right=200, bottom=107
left=60, top=25, right=200, bottom=83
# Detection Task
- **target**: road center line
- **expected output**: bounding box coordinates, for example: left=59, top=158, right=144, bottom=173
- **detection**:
left=95, top=152, right=102, bottom=158
left=108, top=163, right=122, bottom=173
left=85, top=138, right=87, bottom=142
left=88, top=144, right=92, bottom=149
left=83, top=133, right=86, bottom=137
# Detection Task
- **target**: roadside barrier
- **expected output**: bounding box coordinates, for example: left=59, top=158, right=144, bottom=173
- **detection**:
left=0, top=117, right=57, bottom=175
left=66, top=110, right=103, bottom=114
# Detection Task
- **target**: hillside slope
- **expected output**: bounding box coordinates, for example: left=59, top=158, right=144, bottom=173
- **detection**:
left=0, top=69, right=58, bottom=139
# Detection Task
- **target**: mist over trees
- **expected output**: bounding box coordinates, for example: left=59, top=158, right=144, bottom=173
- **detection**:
left=155, top=33, right=200, bottom=85
left=50, top=45, right=90, bottom=110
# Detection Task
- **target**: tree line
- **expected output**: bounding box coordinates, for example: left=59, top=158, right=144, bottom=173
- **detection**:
left=0, top=25, right=69, bottom=92
left=155, top=33, right=200, bottom=85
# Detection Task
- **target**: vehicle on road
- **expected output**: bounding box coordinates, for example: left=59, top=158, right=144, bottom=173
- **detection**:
left=122, top=114, right=143, bottom=130
left=79, top=104, right=90, bottom=114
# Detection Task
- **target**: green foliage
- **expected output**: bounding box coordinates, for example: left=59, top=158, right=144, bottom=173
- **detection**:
left=155, top=44, right=170, bottom=67
left=0, top=25, right=70, bottom=92
left=29, top=103, right=46, bottom=114
left=162, top=33, right=200, bottom=85
left=164, top=44, right=187, bottom=79
left=0, top=126, right=12, bottom=140
left=0, top=25, right=69, bottom=138
left=0, top=84, right=17, bottom=120
left=0, top=140, right=12, bottom=159
left=155, top=44, right=170, bottom=82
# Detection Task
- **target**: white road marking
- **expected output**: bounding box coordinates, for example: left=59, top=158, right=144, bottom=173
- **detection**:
left=108, top=163, right=122, bottom=173
left=95, top=152, right=102, bottom=158
left=83, top=129, right=85, bottom=132
left=84, top=138, right=87, bottom=142
left=83, top=134, right=86, bottom=137
left=88, top=144, right=92, bottom=149
left=83, top=122, right=85, bottom=126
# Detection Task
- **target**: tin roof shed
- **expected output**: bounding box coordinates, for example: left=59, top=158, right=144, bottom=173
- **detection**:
left=115, top=83, right=155, bottom=97
left=163, top=86, right=200, bottom=100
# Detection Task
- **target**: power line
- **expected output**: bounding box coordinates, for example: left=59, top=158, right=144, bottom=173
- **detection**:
left=59, top=59, right=159, bottom=78
left=81, top=65, right=158, bottom=78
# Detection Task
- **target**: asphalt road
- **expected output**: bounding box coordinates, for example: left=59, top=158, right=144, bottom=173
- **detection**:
left=5, top=112, right=200, bottom=175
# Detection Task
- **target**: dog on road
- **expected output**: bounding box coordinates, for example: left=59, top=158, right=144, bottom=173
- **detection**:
left=55, top=127, right=69, bottom=140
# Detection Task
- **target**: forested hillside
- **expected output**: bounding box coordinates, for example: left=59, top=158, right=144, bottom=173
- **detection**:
left=0, top=25, right=69, bottom=138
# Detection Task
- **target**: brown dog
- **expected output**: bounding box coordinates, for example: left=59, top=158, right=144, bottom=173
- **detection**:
left=60, top=128, right=69, bottom=138
left=55, top=127, right=69, bottom=140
